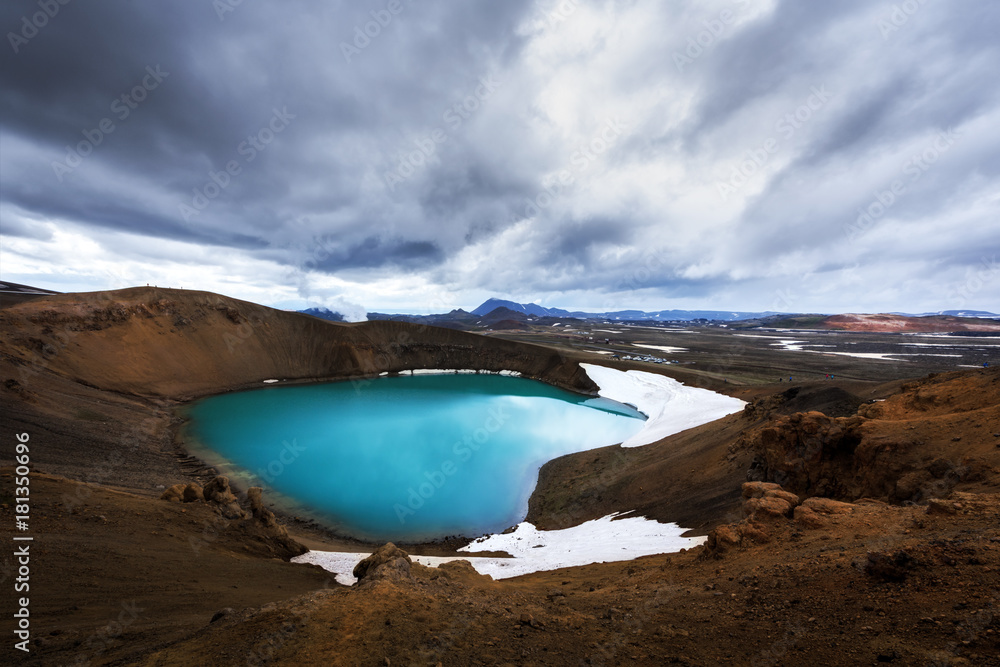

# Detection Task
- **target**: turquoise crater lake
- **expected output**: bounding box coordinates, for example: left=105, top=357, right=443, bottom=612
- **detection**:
left=186, top=373, right=645, bottom=542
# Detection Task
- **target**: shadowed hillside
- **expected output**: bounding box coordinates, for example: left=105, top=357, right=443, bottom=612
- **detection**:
left=0, top=287, right=594, bottom=400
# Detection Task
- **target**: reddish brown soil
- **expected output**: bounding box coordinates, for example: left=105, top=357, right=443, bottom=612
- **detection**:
left=2, top=289, right=1000, bottom=665
left=822, top=313, right=1000, bottom=333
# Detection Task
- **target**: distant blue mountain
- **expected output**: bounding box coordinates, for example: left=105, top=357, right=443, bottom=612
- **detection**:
left=889, top=310, right=999, bottom=319
left=936, top=310, right=998, bottom=318
left=471, top=298, right=571, bottom=318
left=471, top=299, right=779, bottom=322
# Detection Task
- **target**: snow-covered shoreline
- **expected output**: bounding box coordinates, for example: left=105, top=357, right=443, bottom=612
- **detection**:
left=292, top=513, right=705, bottom=585
left=580, top=363, right=746, bottom=448
left=292, top=363, right=740, bottom=584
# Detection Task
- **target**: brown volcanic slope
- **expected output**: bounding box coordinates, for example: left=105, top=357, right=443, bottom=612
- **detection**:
left=2, top=289, right=1000, bottom=665
left=526, top=369, right=1000, bottom=536
left=20, top=367, right=991, bottom=667
left=0, top=286, right=594, bottom=400
left=775, top=312, right=1000, bottom=333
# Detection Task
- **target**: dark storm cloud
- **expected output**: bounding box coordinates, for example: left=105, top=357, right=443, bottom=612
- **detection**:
left=1, top=0, right=999, bottom=313
left=1, top=0, right=535, bottom=253
left=310, top=236, right=443, bottom=271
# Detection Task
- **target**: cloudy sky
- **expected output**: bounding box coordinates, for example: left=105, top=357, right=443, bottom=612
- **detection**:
left=1, top=0, right=998, bottom=319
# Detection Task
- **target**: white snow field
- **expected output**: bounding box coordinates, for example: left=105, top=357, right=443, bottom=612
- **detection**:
left=631, top=343, right=688, bottom=354
left=293, top=513, right=705, bottom=585
left=580, top=363, right=746, bottom=448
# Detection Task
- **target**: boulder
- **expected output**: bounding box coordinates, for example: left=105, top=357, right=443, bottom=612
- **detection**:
left=740, top=482, right=799, bottom=522
left=741, top=481, right=800, bottom=506
left=744, top=496, right=794, bottom=522
left=182, top=482, right=204, bottom=503
left=437, top=559, right=491, bottom=582
left=353, top=543, right=413, bottom=584
left=706, top=524, right=741, bottom=550
left=246, top=487, right=281, bottom=529
left=704, top=521, right=771, bottom=557
left=203, top=476, right=237, bottom=504
left=217, top=501, right=247, bottom=520
left=160, top=484, right=185, bottom=502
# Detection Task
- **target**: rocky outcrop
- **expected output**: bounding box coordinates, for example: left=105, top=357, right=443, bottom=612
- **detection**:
left=182, top=482, right=204, bottom=502
left=159, top=476, right=304, bottom=558
left=202, top=476, right=236, bottom=503
left=246, top=486, right=276, bottom=526
left=353, top=543, right=413, bottom=584
left=742, top=386, right=864, bottom=421
left=742, top=371, right=1000, bottom=506
left=705, top=482, right=801, bottom=556
left=161, top=481, right=207, bottom=503
left=202, top=476, right=246, bottom=519
left=794, top=497, right=855, bottom=529
left=160, top=483, right=186, bottom=502
left=741, top=481, right=800, bottom=521
left=746, top=411, right=865, bottom=498
left=706, top=485, right=862, bottom=557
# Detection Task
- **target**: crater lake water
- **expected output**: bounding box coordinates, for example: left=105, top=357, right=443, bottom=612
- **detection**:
left=186, top=373, right=645, bottom=542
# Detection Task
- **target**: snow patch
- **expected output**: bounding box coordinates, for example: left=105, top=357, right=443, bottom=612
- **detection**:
left=459, top=513, right=705, bottom=579
left=901, top=342, right=1000, bottom=348
left=581, top=363, right=746, bottom=447
left=262, top=379, right=280, bottom=384
left=632, top=344, right=688, bottom=354
left=813, top=352, right=909, bottom=361
left=293, top=513, right=705, bottom=585
left=770, top=340, right=808, bottom=351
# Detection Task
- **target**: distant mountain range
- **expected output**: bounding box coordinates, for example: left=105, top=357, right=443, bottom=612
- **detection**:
left=470, top=298, right=780, bottom=322
left=361, top=298, right=1000, bottom=328
left=892, top=310, right=999, bottom=319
